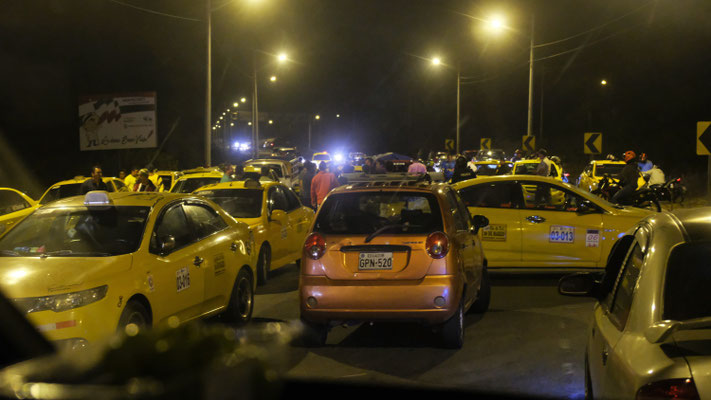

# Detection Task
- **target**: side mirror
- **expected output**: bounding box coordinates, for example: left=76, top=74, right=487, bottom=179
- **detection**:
left=471, top=214, right=489, bottom=235
left=269, top=209, right=287, bottom=223
left=558, top=273, right=599, bottom=298
left=160, top=235, right=176, bottom=255
left=577, top=200, right=599, bottom=215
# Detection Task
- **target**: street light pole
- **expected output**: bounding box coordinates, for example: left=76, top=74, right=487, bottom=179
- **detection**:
left=252, top=52, right=259, bottom=159
left=526, top=14, right=535, bottom=137
left=204, top=0, right=212, bottom=166
left=456, top=62, right=461, bottom=155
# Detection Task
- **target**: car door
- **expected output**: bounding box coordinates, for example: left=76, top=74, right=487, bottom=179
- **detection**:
left=518, top=180, right=604, bottom=267
left=445, top=190, right=477, bottom=293
left=592, top=236, right=644, bottom=398
left=282, top=186, right=311, bottom=256
left=266, top=185, right=290, bottom=263
left=183, top=202, right=233, bottom=314
left=458, top=181, right=523, bottom=265
left=149, top=202, right=205, bottom=324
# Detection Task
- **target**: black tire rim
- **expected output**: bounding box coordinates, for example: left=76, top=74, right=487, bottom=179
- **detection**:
left=236, top=276, right=253, bottom=319
left=125, top=308, right=147, bottom=328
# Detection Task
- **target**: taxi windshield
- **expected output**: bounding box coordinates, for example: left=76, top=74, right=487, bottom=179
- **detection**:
left=0, top=191, right=30, bottom=217
left=514, top=163, right=538, bottom=175
left=195, top=189, right=263, bottom=218
left=171, top=177, right=221, bottom=193
left=39, top=183, right=82, bottom=205
left=0, top=206, right=150, bottom=257
left=664, top=241, right=711, bottom=320
left=594, top=164, right=625, bottom=177
left=314, top=192, right=443, bottom=235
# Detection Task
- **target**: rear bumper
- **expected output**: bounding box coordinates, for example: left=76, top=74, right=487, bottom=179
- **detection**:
left=299, top=274, right=461, bottom=325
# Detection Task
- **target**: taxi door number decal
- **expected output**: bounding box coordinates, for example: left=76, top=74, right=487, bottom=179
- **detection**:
left=586, top=229, right=600, bottom=247
left=214, top=254, right=226, bottom=276
left=176, top=267, right=190, bottom=292
left=482, top=224, right=507, bottom=242
left=549, top=226, right=574, bottom=243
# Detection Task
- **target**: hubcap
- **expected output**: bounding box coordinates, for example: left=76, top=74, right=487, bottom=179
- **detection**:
left=237, top=277, right=252, bottom=318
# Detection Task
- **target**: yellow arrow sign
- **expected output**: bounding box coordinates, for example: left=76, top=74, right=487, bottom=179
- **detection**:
left=522, top=135, right=535, bottom=152
left=584, top=132, right=602, bottom=154
left=697, top=122, right=711, bottom=155
left=444, top=139, right=455, bottom=152
left=480, top=138, right=491, bottom=150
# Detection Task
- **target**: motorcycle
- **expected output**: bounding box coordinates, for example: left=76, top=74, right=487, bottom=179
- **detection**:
left=648, top=177, right=687, bottom=210
left=593, top=175, right=662, bottom=212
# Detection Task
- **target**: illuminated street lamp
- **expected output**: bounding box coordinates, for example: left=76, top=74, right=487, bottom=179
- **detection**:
left=251, top=51, right=291, bottom=158
left=270, top=75, right=277, bottom=82
left=241, top=97, right=247, bottom=103
left=233, top=102, right=239, bottom=107
left=601, top=79, right=608, bottom=86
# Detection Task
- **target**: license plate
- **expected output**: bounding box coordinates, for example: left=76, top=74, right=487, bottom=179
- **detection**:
left=358, top=252, right=393, bottom=270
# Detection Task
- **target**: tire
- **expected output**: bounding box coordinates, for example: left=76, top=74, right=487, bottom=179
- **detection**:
left=300, top=318, right=328, bottom=347
left=469, top=267, right=491, bottom=314
left=224, top=268, right=254, bottom=325
left=117, top=300, right=150, bottom=334
left=256, top=244, right=271, bottom=286
left=441, top=302, right=464, bottom=349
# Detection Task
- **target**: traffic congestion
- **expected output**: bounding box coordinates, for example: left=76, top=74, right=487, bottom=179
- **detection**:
left=2, top=0, right=711, bottom=399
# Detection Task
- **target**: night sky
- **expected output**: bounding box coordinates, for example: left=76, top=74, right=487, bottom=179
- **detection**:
left=1, top=0, right=710, bottom=197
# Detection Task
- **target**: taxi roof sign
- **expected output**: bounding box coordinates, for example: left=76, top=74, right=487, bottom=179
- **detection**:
left=84, top=191, right=113, bottom=207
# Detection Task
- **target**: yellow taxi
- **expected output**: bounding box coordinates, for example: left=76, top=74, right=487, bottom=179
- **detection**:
left=153, top=170, right=180, bottom=192
left=194, top=180, right=314, bottom=285
left=0, top=191, right=256, bottom=349
left=38, top=176, right=129, bottom=206
left=170, top=171, right=223, bottom=194
left=0, top=188, right=37, bottom=235
left=454, top=175, right=650, bottom=270
left=512, top=159, right=564, bottom=181
left=577, top=160, right=645, bottom=192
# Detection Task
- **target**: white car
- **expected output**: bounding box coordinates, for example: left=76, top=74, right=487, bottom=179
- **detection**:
left=559, top=207, right=711, bottom=399
left=244, top=159, right=298, bottom=191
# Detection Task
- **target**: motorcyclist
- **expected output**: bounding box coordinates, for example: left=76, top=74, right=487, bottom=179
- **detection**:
left=611, top=150, right=639, bottom=205
left=638, top=152, right=653, bottom=172
left=644, top=165, right=666, bottom=186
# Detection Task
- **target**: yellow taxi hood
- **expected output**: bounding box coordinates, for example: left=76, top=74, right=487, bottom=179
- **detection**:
left=0, top=255, right=132, bottom=298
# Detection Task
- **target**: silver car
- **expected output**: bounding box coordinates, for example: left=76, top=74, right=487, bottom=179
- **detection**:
left=559, top=208, right=711, bottom=399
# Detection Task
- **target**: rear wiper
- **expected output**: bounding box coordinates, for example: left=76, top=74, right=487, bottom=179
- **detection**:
left=364, top=223, right=420, bottom=243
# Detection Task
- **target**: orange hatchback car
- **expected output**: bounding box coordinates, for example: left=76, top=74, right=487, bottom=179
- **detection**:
left=299, top=180, right=491, bottom=348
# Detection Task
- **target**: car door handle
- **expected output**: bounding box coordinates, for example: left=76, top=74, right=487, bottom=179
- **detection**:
left=193, top=256, right=204, bottom=267
left=230, top=242, right=239, bottom=252
left=526, top=215, right=546, bottom=223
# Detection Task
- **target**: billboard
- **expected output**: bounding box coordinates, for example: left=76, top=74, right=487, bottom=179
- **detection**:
left=78, top=92, right=157, bottom=151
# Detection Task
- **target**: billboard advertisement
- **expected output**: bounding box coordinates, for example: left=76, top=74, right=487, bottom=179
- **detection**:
left=78, top=92, right=157, bottom=151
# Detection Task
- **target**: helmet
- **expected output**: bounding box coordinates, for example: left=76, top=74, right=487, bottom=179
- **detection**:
left=623, top=150, right=636, bottom=162
left=639, top=152, right=647, bottom=162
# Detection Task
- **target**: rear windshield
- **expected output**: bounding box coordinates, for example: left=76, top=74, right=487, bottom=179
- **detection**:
left=314, top=192, right=443, bottom=235
left=195, top=189, right=263, bottom=218
left=594, top=164, right=624, bottom=177
left=476, top=164, right=501, bottom=176
left=247, top=163, right=283, bottom=177
left=0, top=206, right=150, bottom=257
left=171, top=177, right=221, bottom=193
left=514, top=163, right=538, bottom=175
left=664, top=241, right=711, bottom=321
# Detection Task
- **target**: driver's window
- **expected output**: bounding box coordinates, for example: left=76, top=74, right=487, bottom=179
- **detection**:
left=151, top=204, right=194, bottom=254
left=520, top=182, right=587, bottom=212
left=268, top=187, right=289, bottom=212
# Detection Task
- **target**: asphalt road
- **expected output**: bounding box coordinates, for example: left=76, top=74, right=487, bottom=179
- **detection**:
left=251, top=264, right=596, bottom=400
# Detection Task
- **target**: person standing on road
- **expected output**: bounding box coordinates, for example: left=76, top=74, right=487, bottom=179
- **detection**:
left=362, top=157, right=375, bottom=174
left=220, top=164, right=234, bottom=182
left=80, top=165, right=109, bottom=194
left=311, top=161, right=339, bottom=208
left=451, top=156, right=477, bottom=183
left=612, top=150, right=640, bottom=205
left=535, top=149, right=552, bottom=177
left=299, top=161, right=316, bottom=208
left=133, top=169, right=157, bottom=192
left=124, top=167, right=139, bottom=191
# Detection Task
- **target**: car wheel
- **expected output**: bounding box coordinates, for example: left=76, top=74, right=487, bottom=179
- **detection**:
left=256, top=244, right=271, bottom=286
left=299, top=318, right=328, bottom=347
left=117, top=300, right=150, bottom=334
left=224, top=268, right=254, bottom=325
left=469, top=267, right=491, bottom=314
left=441, top=301, right=464, bottom=349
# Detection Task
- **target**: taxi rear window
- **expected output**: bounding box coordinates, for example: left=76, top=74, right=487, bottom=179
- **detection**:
left=0, top=206, right=150, bottom=257
left=195, top=189, right=263, bottom=218
left=171, top=177, right=222, bottom=193
left=664, top=241, right=711, bottom=321
left=314, top=192, right=443, bottom=235
left=594, top=164, right=624, bottom=177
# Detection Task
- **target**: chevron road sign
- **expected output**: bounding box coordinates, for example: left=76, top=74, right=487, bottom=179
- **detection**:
left=522, top=135, right=535, bottom=152
left=697, top=122, right=711, bottom=155
left=584, top=132, right=602, bottom=154
left=445, top=139, right=455, bottom=152
left=480, top=138, right=491, bottom=150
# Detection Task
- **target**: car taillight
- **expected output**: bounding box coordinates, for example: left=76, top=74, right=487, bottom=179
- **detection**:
left=636, top=378, right=699, bottom=400
left=676, top=178, right=682, bottom=182
left=426, top=231, right=449, bottom=259
left=304, top=233, right=326, bottom=260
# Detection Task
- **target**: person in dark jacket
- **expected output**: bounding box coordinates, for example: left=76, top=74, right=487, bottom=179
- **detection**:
left=299, top=161, right=316, bottom=208
left=80, top=166, right=109, bottom=194
left=612, top=150, right=639, bottom=205
left=450, top=156, right=477, bottom=183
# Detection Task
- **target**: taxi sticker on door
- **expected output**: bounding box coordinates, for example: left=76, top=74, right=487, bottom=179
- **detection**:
left=549, top=225, right=574, bottom=243
left=176, top=267, right=190, bottom=292
left=482, top=224, right=507, bottom=242
left=586, top=229, right=600, bottom=247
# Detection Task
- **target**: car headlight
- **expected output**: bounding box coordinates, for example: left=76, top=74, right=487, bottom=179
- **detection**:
left=13, top=285, right=108, bottom=314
